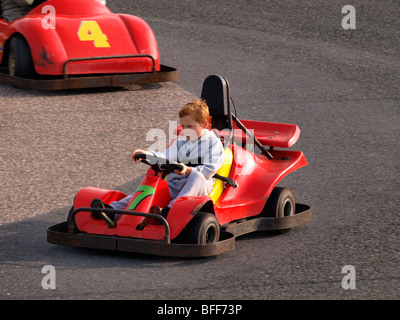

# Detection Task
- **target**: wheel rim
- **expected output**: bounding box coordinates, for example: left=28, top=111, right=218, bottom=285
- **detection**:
left=205, top=225, right=218, bottom=243
left=283, top=198, right=294, bottom=217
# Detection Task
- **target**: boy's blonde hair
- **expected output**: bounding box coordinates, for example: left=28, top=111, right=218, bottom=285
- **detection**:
left=179, top=99, right=209, bottom=127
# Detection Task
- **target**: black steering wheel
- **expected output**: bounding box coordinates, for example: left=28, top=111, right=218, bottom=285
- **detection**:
left=135, top=153, right=184, bottom=172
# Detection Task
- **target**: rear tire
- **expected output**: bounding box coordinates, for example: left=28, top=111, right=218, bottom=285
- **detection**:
left=180, top=212, right=220, bottom=245
left=265, top=187, right=295, bottom=218
left=264, top=187, right=295, bottom=233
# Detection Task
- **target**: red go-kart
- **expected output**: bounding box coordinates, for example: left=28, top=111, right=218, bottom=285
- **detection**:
left=0, top=0, right=177, bottom=90
left=47, top=75, right=311, bottom=257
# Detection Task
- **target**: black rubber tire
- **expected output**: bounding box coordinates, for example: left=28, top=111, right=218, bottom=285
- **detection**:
left=181, top=212, right=220, bottom=245
left=8, top=36, right=35, bottom=78
left=264, top=187, right=295, bottom=218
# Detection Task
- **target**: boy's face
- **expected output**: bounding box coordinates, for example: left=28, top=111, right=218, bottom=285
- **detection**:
left=179, top=114, right=204, bottom=142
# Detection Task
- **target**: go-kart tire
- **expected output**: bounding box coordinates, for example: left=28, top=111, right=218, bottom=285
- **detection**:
left=264, top=187, right=295, bottom=218
left=181, top=212, right=220, bottom=245
left=8, top=36, right=35, bottom=78
left=264, top=187, right=295, bottom=233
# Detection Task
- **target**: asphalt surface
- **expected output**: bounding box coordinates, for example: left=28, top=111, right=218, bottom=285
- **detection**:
left=1, top=0, right=399, bottom=301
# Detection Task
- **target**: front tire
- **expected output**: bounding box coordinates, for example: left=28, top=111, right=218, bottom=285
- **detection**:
left=8, top=36, right=35, bottom=78
left=181, top=212, right=220, bottom=245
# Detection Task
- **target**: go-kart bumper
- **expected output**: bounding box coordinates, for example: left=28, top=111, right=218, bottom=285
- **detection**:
left=47, top=204, right=311, bottom=258
left=47, top=221, right=236, bottom=258
left=47, top=206, right=236, bottom=258
left=0, top=64, right=178, bottom=90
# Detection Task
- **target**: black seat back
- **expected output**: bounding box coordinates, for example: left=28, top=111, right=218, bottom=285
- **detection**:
left=200, top=75, right=232, bottom=131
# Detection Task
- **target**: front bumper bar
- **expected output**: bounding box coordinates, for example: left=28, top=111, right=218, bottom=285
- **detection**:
left=0, top=64, right=178, bottom=90
left=47, top=221, right=236, bottom=258
left=47, top=204, right=311, bottom=258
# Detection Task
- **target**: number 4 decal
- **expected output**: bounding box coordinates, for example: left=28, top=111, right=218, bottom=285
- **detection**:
left=77, top=21, right=110, bottom=48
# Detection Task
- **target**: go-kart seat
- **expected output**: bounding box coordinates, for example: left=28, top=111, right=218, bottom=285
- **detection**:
left=209, top=146, right=233, bottom=202
left=201, top=75, right=233, bottom=132
left=201, top=75, right=235, bottom=202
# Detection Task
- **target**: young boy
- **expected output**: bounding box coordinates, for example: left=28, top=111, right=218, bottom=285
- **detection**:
left=93, top=99, right=224, bottom=225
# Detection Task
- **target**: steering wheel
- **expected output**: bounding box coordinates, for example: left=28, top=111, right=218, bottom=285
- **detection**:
left=134, top=153, right=184, bottom=172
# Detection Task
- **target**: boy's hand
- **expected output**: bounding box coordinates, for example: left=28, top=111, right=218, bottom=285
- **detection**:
left=132, top=149, right=149, bottom=162
left=174, top=163, right=191, bottom=175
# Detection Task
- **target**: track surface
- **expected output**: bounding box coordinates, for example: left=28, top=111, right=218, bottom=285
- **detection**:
left=1, top=0, right=399, bottom=300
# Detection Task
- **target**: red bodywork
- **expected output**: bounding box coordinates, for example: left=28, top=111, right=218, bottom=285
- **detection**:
left=0, top=0, right=160, bottom=76
left=73, top=120, right=307, bottom=241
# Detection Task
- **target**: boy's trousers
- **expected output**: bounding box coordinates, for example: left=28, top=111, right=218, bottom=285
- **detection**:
left=110, top=170, right=214, bottom=210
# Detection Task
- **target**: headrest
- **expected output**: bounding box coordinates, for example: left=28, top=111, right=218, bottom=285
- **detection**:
left=200, top=75, right=232, bottom=131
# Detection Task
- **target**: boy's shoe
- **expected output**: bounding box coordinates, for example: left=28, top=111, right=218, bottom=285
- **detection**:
left=91, top=198, right=116, bottom=228
left=150, top=205, right=162, bottom=215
